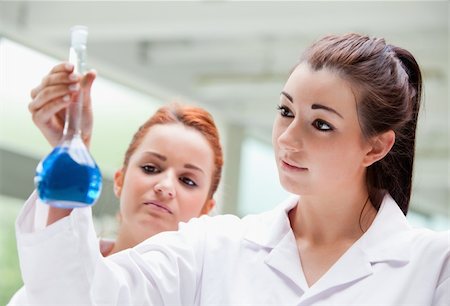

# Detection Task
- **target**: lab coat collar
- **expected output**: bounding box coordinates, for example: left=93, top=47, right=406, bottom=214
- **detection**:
left=244, top=194, right=412, bottom=294
left=243, top=195, right=299, bottom=249
left=355, top=193, right=412, bottom=264
left=245, top=194, right=411, bottom=262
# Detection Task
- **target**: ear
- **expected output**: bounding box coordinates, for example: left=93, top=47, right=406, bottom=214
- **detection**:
left=363, top=130, right=395, bottom=167
left=113, top=168, right=124, bottom=198
left=200, top=199, right=215, bottom=215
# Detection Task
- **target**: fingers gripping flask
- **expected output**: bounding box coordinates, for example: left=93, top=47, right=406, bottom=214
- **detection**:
left=34, top=26, right=102, bottom=208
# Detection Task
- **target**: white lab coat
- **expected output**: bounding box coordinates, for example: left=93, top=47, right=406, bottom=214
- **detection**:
left=11, top=191, right=450, bottom=305
left=8, top=196, right=115, bottom=306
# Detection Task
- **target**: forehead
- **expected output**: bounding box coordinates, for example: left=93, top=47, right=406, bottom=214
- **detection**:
left=134, top=123, right=215, bottom=170
left=284, top=63, right=357, bottom=116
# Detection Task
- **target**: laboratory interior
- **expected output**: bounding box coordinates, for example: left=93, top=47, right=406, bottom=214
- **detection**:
left=0, top=1, right=448, bottom=303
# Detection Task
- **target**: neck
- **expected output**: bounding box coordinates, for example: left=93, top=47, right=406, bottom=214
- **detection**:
left=109, top=229, right=137, bottom=255
left=109, top=223, right=160, bottom=255
left=289, top=188, right=377, bottom=245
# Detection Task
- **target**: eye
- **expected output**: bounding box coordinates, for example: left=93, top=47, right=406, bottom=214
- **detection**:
left=277, top=105, right=294, bottom=118
left=179, top=177, right=198, bottom=188
left=313, top=119, right=334, bottom=132
left=140, top=165, right=160, bottom=174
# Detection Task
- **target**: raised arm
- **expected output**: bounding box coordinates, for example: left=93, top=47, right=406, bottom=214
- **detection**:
left=15, top=193, right=204, bottom=305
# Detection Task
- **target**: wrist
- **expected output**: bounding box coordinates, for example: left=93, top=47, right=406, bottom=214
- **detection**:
left=82, top=135, right=91, bottom=149
left=47, top=207, right=72, bottom=225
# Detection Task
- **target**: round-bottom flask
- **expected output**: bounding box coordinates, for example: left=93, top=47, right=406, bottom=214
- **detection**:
left=35, top=135, right=102, bottom=208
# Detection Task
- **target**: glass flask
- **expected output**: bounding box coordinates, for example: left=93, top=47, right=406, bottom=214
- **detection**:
left=34, top=26, right=102, bottom=208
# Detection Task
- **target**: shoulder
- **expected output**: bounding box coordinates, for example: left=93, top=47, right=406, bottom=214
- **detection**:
left=374, top=195, right=449, bottom=260
left=405, top=228, right=449, bottom=255
left=178, top=198, right=291, bottom=240
left=178, top=212, right=260, bottom=240
left=176, top=196, right=298, bottom=252
left=7, top=286, right=27, bottom=306
left=404, top=228, right=450, bottom=284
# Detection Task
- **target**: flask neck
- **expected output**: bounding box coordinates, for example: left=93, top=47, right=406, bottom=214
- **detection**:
left=63, top=45, right=86, bottom=140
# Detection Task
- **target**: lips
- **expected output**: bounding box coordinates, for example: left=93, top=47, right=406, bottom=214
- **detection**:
left=281, top=159, right=308, bottom=171
left=143, top=201, right=173, bottom=214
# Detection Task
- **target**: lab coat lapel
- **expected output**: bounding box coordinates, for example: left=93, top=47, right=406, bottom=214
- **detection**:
left=245, top=196, right=309, bottom=291
left=265, top=229, right=309, bottom=292
left=299, top=244, right=373, bottom=302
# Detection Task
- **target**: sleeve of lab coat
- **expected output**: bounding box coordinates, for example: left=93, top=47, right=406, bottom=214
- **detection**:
left=432, top=242, right=450, bottom=306
left=433, top=277, right=449, bottom=306
left=7, top=286, right=27, bottom=306
left=15, top=192, right=205, bottom=305
left=8, top=191, right=49, bottom=306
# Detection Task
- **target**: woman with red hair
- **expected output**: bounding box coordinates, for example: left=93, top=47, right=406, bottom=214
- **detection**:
left=9, top=63, right=223, bottom=304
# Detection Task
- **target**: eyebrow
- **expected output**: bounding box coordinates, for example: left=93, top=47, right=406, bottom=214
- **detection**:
left=280, top=91, right=343, bottom=119
left=144, top=151, right=166, bottom=161
left=143, top=151, right=204, bottom=173
left=311, top=104, right=344, bottom=119
left=280, top=91, right=293, bottom=103
left=184, top=164, right=204, bottom=174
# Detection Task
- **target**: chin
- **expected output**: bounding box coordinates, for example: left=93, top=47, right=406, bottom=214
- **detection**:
left=279, top=176, right=310, bottom=196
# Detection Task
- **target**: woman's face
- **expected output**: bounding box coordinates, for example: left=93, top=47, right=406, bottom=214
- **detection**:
left=272, top=63, right=373, bottom=197
left=115, top=123, right=215, bottom=238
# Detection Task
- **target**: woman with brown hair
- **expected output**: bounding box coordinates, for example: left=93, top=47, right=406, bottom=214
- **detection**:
left=14, top=34, right=448, bottom=305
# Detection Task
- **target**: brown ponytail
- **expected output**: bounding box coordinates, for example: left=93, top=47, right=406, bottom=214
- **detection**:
left=367, top=46, right=422, bottom=214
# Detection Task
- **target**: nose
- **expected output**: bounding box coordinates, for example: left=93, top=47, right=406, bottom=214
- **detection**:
left=276, top=119, right=303, bottom=152
left=153, top=172, right=176, bottom=199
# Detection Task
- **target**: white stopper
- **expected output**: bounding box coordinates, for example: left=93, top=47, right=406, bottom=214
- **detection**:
left=70, top=25, right=88, bottom=47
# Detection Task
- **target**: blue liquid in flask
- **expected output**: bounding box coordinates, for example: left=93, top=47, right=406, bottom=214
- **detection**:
left=35, top=136, right=102, bottom=208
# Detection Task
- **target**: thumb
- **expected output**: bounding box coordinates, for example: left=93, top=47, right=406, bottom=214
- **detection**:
left=81, top=69, right=97, bottom=91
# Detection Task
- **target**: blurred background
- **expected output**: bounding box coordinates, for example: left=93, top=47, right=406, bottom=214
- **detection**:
left=0, top=1, right=448, bottom=303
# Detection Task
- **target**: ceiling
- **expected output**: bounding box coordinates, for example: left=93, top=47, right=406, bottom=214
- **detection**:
left=0, top=1, right=448, bottom=215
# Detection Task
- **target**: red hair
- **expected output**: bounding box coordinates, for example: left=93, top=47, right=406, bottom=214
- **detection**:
left=123, top=103, right=223, bottom=198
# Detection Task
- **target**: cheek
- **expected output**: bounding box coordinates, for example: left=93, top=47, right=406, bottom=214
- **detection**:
left=119, top=173, right=144, bottom=212
left=118, top=183, right=133, bottom=216
left=312, top=138, right=365, bottom=176
left=177, top=191, right=207, bottom=222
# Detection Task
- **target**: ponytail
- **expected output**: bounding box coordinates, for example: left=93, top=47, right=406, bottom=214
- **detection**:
left=367, top=47, right=422, bottom=215
left=389, top=47, right=422, bottom=214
